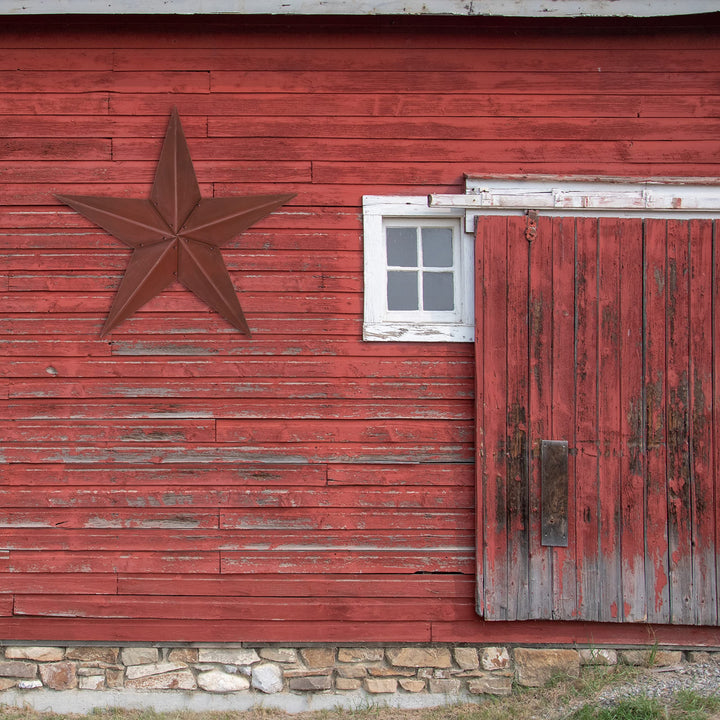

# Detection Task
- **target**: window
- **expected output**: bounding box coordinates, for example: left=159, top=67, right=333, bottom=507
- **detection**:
left=363, top=197, right=473, bottom=342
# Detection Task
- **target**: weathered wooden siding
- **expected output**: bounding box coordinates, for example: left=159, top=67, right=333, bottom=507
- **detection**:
left=476, top=216, right=720, bottom=625
left=1, top=14, right=720, bottom=644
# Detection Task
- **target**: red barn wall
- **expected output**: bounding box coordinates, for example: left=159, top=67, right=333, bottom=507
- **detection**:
left=1, top=13, right=720, bottom=645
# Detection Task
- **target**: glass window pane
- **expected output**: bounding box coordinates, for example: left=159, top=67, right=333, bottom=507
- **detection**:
left=423, top=272, right=454, bottom=311
left=386, top=227, right=418, bottom=267
left=387, top=271, right=419, bottom=310
left=421, top=227, right=453, bottom=267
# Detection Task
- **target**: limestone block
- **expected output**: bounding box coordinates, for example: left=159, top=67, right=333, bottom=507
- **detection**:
left=17, top=680, right=43, bottom=690
left=125, top=662, right=187, bottom=680
left=454, top=647, right=479, bottom=670
left=428, top=678, right=461, bottom=693
left=336, top=665, right=367, bottom=679
left=365, top=678, right=398, bottom=694
left=39, top=662, right=77, bottom=690
left=198, top=648, right=260, bottom=666
left=260, top=648, right=298, bottom=663
left=121, top=647, right=159, bottom=666
left=167, top=648, right=198, bottom=663
left=284, top=667, right=334, bottom=678
left=0, top=661, right=37, bottom=679
left=620, top=650, right=684, bottom=667
left=126, top=669, right=196, bottom=690
left=66, top=647, right=119, bottom=663
left=514, top=648, right=580, bottom=687
left=687, top=651, right=712, bottom=664
left=386, top=647, right=452, bottom=669
left=300, top=648, right=336, bottom=668
left=252, top=663, right=283, bottom=694
left=336, top=678, right=362, bottom=690
left=368, top=666, right=415, bottom=677
left=468, top=675, right=513, bottom=696
left=106, top=668, right=124, bottom=688
left=79, top=676, right=105, bottom=691
left=481, top=647, right=511, bottom=670
left=5, top=647, right=64, bottom=662
left=649, top=650, right=685, bottom=667
left=0, top=678, right=17, bottom=691
left=197, top=670, right=250, bottom=693
left=579, top=649, right=618, bottom=666
left=338, top=648, right=384, bottom=663
left=288, top=674, right=332, bottom=691
left=399, top=679, right=426, bottom=692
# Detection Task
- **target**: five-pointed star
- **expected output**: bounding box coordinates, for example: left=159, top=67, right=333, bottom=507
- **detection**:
left=56, top=109, right=295, bottom=337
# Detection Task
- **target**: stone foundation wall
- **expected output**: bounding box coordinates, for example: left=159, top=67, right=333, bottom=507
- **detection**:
left=0, top=644, right=714, bottom=712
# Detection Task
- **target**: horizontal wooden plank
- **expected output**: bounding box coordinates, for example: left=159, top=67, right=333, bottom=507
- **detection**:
left=0, top=573, right=117, bottom=595
left=0, top=528, right=473, bottom=552
left=0, top=70, right=210, bottom=93
left=0, top=139, right=111, bottom=161
left=0, top=419, right=216, bottom=443
left=0, top=617, right=433, bottom=643
left=0, top=336, right=471, bottom=359
left=326, top=464, right=473, bottom=486
left=0, top=443, right=472, bottom=464
left=0, top=464, right=329, bottom=488
left=312, top=160, right=720, bottom=184
left=221, top=508, right=473, bottom=530
left=430, top=621, right=720, bottom=646
left=111, top=48, right=720, bottom=73
left=109, top=92, right=720, bottom=119
left=0, top=116, right=207, bottom=138
left=0, top=510, right=220, bottom=529
left=205, top=117, right=720, bottom=142
left=0, top=228, right=362, bottom=253
left=0, top=315, right=362, bottom=339
left=117, top=573, right=474, bottom=597
left=14, top=594, right=475, bottom=622
left=0, top=486, right=474, bottom=509
left=0, top=462, right=469, bottom=487
left=2, top=399, right=473, bottom=421
left=0, top=49, right=114, bottom=70
left=209, top=70, right=720, bottom=96
left=0, top=597, right=13, bottom=617
left=1, top=293, right=359, bottom=316
left=221, top=551, right=474, bottom=574
left=0, top=93, right=109, bottom=114
left=7, top=270, right=363, bottom=294
left=7, top=378, right=472, bottom=401
left=215, top=418, right=473, bottom=444
left=6, top=551, right=220, bottom=574
left=1, top=206, right=360, bottom=231
left=0, top=161, right=311, bottom=184
left=0, top=508, right=472, bottom=530
left=113, top=136, right=720, bottom=164
left=1, top=249, right=362, bottom=271
left=8, top=270, right=361, bottom=293
left=0, top=357, right=473, bottom=380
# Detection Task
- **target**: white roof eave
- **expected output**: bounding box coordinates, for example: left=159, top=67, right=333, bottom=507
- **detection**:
left=0, top=0, right=717, bottom=16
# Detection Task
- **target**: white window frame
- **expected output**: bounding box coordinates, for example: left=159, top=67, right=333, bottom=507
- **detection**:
left=363, top=196, right=474, bottom=342
left=364, top=178, right=720, bottom=343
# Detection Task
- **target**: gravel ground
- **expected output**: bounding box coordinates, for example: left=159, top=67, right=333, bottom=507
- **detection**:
left=595, top=659, right=720, bottom=707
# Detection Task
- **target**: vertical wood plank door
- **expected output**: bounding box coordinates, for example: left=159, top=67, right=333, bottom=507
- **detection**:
left=475, top=215, right=719, bottom=624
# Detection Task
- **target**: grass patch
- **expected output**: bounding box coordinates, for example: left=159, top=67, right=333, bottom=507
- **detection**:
left=568, top=689, right=720, bottom=720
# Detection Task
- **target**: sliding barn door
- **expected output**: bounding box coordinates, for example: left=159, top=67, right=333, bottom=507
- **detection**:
left=475, top=214, right=719, bottom=624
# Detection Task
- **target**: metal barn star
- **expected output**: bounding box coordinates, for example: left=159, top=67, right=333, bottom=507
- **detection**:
left=57, top=109, right=295, bottom=337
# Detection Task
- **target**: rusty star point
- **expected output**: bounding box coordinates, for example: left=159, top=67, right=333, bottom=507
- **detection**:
left=57, top=108, right=295, bottom=338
